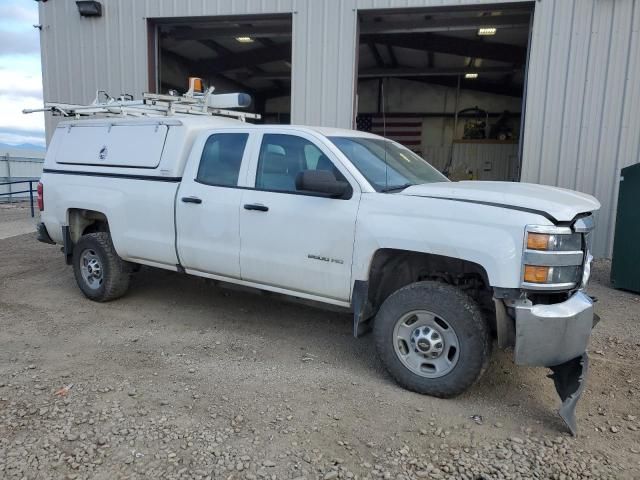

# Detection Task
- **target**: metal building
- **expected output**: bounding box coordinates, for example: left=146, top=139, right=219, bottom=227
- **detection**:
left=37, top=0, right=640, bottom=257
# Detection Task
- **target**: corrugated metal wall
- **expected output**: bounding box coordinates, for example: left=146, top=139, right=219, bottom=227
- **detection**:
left=38, top=0, right=640, bottom=257
left=520, top=0, right=640, bottom=257
left=38, top=0, right=356, bottom=133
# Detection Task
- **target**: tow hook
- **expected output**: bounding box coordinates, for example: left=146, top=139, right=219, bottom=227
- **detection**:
left=548, top=353, right=589, bottom=436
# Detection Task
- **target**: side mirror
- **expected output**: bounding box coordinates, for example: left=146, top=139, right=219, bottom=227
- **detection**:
left=295, top=170, right=351, bottom=198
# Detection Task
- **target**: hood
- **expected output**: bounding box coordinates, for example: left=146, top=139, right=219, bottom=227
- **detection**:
left=400, top=181, right=600, bottom=222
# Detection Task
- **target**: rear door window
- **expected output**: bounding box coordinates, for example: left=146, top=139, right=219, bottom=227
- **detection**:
left=196, top=133, right=249, bottom=187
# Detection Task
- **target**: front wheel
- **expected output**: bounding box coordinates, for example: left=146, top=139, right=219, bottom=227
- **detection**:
left=373, top=281, right=490, bottom=398
left=72, top=232, right=131, bottom=302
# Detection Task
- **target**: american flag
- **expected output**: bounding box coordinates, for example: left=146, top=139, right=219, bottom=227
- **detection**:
left=356, top=114, right=422, bottom=153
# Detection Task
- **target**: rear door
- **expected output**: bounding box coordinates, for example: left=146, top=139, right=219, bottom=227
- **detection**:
left=176, top=130, right=255, bottom=278
left=239, top=131, right=361, bottom=302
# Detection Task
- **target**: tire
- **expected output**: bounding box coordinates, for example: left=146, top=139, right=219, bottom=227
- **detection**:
left=72, top=232, right=131, bottom=302
left=373, top=281, right=490, bottom=398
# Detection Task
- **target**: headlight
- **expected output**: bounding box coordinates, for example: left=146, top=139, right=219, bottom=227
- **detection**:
left=523, top=265, right=581, bottom=285
left=526, top=232, right=582, bottom=251
left=522, top=226, right=585, bottom=290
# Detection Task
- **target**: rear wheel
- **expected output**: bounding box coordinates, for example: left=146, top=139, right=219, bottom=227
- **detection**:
left=72, top=232, right=131, bottom=302
left=373, top=281, right=490, bottom=397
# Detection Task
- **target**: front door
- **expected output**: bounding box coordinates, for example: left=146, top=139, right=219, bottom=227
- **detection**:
left=239, top=132, right=360, bottom=301
left=176, top=131, right=252, bottom=278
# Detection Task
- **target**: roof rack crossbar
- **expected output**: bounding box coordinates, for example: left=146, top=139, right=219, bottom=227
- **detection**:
left=23, top=89, right=261, bottom=122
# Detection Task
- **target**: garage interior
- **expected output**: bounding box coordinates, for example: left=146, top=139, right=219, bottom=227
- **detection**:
left=152, top=5, right=533, bottom=180
left=154, top=14, right=293, bottom=124
left=357, top=4, right=533, bottom=181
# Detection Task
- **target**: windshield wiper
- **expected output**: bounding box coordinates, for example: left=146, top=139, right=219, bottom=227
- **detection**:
left=379, top=183, right=414, bottom=193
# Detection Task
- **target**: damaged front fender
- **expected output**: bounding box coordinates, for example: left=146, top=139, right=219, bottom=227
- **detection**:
left=549, top=353, right=589, bottom=436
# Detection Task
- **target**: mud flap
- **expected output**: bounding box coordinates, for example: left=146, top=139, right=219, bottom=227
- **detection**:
left=548, top=352, right=589, bottom=436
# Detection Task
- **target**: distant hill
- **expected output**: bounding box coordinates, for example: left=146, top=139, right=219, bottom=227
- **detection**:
left=0, top=143, right=45, bottom=152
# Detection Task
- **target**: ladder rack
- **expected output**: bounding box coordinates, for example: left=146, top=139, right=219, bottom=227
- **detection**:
left=23, top=88, right=261, bottom=122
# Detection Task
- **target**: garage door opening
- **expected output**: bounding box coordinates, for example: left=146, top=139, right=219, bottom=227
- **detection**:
left=356, top=4, right=534, bottom=181
left=150, top=14, right=292, bottom=124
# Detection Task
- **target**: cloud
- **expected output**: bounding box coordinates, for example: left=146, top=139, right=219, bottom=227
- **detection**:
left=0, top=3, right=39, bottom=26
left=0, top=67, right=44, bottom=137
left=0, top=28, right=40, bottom=56
left=0, top=130, right=45, bottom=147
left=0, top=0, right=41, bottom=56
left=0, top=0, right=44, bottom=146
left=0, top=93, right=45, bottom=135
left=0, top=69, right=43, bottom=98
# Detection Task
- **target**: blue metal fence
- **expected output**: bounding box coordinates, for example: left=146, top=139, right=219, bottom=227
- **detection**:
left=0, top=179, right=39, bottom=217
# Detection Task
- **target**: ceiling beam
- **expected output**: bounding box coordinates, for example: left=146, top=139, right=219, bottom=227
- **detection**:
left=256, top=37, right=288, bottom=92
left=197, top=38, right=229, bottom=56
left=362, top=32, right=527, bottom=64
left=357, top=111, right=521, bottom=118
left=249, top=66, right=520, bottom=81
left=199, top=43, right=292, bottom=72
left=160, top=48, right=290, bottom=100
left=160, top=48, right=256, bottom=94
left=367, top=41, right=385, bottom=68
left=171, top=24, right=292, bottom=40
left=385, top=44, right=398, bottom=68
left=197, top=37, right=286, bottom=91
left=360, top=13, right=530, bottom=35
left=392, top=75, right=523, bottom=97
left=359, top=66, right=521, bottom=79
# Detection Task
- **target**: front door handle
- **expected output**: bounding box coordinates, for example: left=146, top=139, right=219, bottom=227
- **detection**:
left=244, top=203, right=269, bottom=212
left=181, top=196, right=202, bottom=204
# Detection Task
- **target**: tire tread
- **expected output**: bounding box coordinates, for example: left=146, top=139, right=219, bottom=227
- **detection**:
left=373, top=281, right=491, bottom=398
left=72, top=232, right=130, bottom=302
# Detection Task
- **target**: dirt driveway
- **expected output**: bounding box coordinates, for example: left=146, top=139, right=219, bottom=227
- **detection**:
left=0, top=203, right=37, bottom=240
left=1, top=210, right=639, bottom=479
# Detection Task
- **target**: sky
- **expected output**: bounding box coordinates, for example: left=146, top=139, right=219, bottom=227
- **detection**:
left=0, top=0, right=45, bottom=148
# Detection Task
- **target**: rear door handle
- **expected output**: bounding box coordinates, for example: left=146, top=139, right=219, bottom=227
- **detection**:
left=181, top=196, right=202, bottom=204
left=244, top=203, right=269, bottom=212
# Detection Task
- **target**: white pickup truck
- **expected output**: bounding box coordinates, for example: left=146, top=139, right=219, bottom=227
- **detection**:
left=35, top=101, right=600, bottom=434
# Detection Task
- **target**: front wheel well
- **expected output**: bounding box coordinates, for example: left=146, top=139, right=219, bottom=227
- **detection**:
left=354, top=249, right=494, bottom=336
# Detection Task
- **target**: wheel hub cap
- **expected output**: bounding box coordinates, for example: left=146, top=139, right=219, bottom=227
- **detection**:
left=392, top=310, right=460, bottom=379
left=411, top=326, right=444, bottom=357
left=80, top=249, right=103, bottom=290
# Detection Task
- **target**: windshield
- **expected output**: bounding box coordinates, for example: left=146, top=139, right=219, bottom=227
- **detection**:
left=328, top=136, right=448, bottom=192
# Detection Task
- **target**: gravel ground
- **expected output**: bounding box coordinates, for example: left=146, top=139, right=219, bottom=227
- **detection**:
left=0, top=203, right=37, bottom=239
left=0, top=209, right=639, bottom=479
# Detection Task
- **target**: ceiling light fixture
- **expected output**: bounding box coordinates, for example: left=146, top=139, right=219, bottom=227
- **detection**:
left=465, top=73, right=479, bottom=79
left=478, top=27, right=497, bottom=36
left=235, top=36, right=254, bottom=43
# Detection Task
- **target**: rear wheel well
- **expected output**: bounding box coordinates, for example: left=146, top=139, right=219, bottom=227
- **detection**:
left=68, top=209, right=109, bottom=243
left=356, top=249, right=494, bottom=335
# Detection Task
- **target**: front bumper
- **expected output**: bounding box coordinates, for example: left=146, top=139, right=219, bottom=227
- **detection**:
left=513, top=291, right=594, bottom=367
